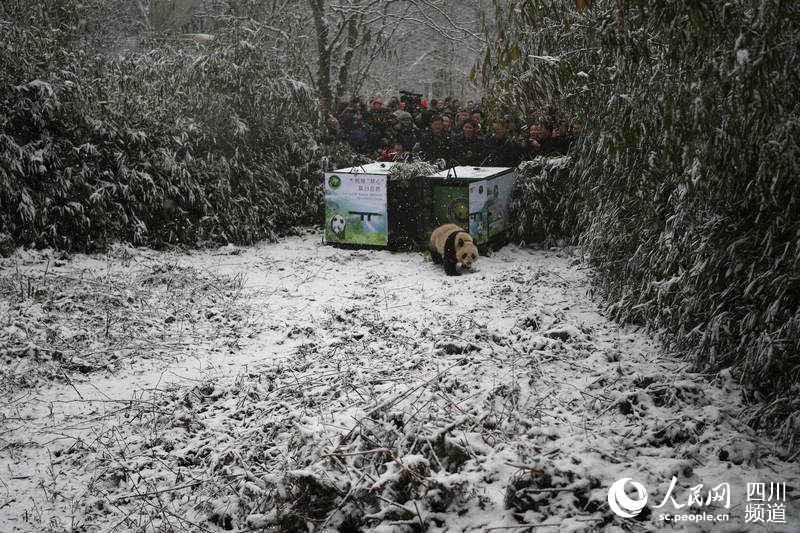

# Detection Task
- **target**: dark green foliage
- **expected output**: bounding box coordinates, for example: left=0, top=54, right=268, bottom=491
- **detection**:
left=0, top=2, right=359, bottom=252
left=488, top=0, right=800, bottom=444
left=509, top=156, right=578, bottom=246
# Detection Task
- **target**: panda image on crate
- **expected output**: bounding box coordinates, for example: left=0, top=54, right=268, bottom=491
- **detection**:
left=323, top=163, right=393, bottom=247
left=330, top=214, right=346, bottom=239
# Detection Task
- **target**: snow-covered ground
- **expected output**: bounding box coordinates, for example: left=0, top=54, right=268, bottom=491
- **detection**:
left=0, top=230, right=797, bottom=532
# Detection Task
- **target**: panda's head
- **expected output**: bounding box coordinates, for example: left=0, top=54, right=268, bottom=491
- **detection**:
left=330, top=215, right=346, bottom=237
left=455, top=232, right=479, bottom=268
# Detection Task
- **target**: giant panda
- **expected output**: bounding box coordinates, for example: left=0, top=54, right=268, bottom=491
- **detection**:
left=428, top=223, right=479, bottom=276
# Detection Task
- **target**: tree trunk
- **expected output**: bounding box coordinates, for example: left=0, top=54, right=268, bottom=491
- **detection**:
left=335, top=15, right=360, bottom=100
left=309, top=0, right=332, bottom=112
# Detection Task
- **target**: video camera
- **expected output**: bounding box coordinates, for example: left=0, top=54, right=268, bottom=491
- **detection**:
left=399, top=90, right=423, bottom=114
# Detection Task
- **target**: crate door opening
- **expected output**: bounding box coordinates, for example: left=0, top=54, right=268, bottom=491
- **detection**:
left=324, top=163, right=395, bottom=246
left=429, top=183, right=471, bottom=233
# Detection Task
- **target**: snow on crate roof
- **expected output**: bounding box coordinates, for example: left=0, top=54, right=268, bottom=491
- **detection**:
left=330, top=164, right=514, bottom=179
left=429, top=166, right=512, bottom=179
left=333, top=162, right=398, bottom=174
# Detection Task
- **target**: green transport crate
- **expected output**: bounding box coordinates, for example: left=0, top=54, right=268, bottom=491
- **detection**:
left=423, top=166, right=516, bottom=248
left=323, top=162, right=425, bottom=249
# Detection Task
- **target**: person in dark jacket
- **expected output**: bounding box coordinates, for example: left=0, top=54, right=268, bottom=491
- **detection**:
left=471, top=110, right=484, bottom=134
left=452, top=119, right=484, bottom=165
left=365, top=98, right=386, bottom=123
left=365, top=108, right=390, bottom=153
left=524, top=123, right=544, bottom=157
left=388, top=111, right=418, bottom=152
left=483, top=119, right=516, bottom=166
left=455, top=111, right=471, bottom=133
left=547, top=124, right=571, bottom=155
left=525, top=122, right=562, bottom=158
left=338, top=106, right=356, bottom=130
left=323, top=116, right=349, bottom=144
left=346, top=112, right=371, bottom=153
left=448, top=98, right=461, bottom=115
left=441, top=114, right=456, bottom=134
left=420, top=115, right=451, bottom=162
left=419, top=99, right=438, bottom=128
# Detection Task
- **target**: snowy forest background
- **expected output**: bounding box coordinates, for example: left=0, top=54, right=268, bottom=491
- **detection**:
left=1, top=0, right=799, bottom=531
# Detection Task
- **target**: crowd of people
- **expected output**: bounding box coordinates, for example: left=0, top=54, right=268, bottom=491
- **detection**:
left=323, top=93, right=581, bottom=166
